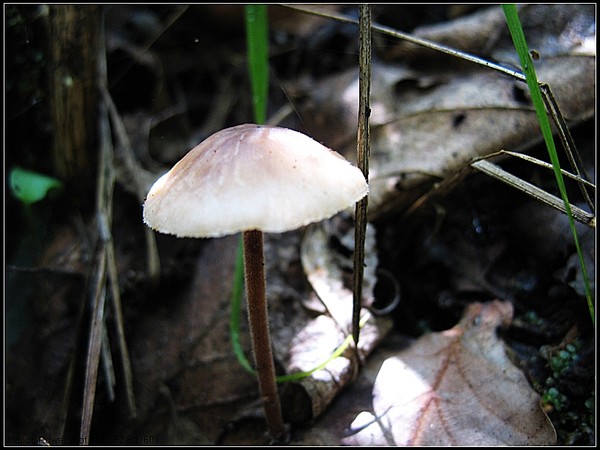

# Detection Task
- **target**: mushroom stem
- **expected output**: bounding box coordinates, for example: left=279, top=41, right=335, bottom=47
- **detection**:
left=243, top=230, right=286, bottom=442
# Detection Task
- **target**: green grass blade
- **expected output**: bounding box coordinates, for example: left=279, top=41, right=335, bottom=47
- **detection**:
left=230, top=5, right=270, bottom=376
left=245, top=4, right=269, bottom=124
left=230, top=240, right=255, bottom=373
left=502, top=4, right=594, bottom=324
left=274, top=313, right=370, bottom=382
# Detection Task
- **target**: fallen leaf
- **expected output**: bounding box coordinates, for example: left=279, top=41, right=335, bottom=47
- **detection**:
left=276, top=220, right=393, bottom=423
left=366, top=52, right=594, bottom=220
left=389, top=4, right=595, bottom=64
left=129, top=235, right=246, bottom=444
left=129, top=228, right=392, bottom=443
left=300, top=213, right=379, bottom=329
left=293, top=5, right=595, bottom=220
left=342, top=300, right=557, bottom=445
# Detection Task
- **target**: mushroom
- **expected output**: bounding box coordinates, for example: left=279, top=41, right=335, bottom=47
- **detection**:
left=143, top=123, right=368, bottom=442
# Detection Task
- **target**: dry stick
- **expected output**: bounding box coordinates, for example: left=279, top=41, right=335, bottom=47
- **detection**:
left=403, top=151, right=595, bottom=228
left=80, top=257, right=108, bottom=445
left=499, top=150, right=596, bottom=190
left=80, top=148, right=113, bottom=441
left=60, top=114, right=112, bottom=445
left=80, top=41, right=140, bottom=439
left=98, top=20, right=138, bottom=419
left=100, top=86, right=161, bottom=284
left=100, top=322, right=116, bottom=402
left=243, top=230, right=286, bottom=442
left=105, top=236, right=138, bottom=417
left=471, top=159, right=595, bottom=227
left=284, top=5, right=525, bottom=77
left=100, top=113, right=137, bottom=417
left=98, top=7, right=160, bottom=284
left=353, top=4, right=372, bottom=348
left=79, top=95, right=115, bottom=442
left=540, top=84, right=595, bottom=213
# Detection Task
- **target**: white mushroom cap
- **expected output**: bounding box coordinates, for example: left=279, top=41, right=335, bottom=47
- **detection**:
left=143, top=123, right=368, bottom=238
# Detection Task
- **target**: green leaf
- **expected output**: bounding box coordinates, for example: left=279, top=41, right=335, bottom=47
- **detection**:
left=9, top=167, right=63, bottom=206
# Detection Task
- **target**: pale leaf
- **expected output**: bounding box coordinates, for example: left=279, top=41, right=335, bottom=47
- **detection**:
left=342, top=301, right=557, bottom=445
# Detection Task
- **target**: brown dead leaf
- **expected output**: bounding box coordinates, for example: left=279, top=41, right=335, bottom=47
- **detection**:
left=343, top=300, right=556, bottom=445
left=367, top=53, right=594, bottom=220
left=389, top=4, right=595, bottom=64
left=128, top=235, right=246, bottom=443
left=127, top=227, right=392, bottom=444
left=300, top=213, right=379, bottom=329
left=294, top=5, right=595, bottom=221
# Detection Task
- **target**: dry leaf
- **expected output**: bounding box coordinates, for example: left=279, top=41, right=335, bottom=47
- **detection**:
left=367, top=53, right=594, bottom=220
left=390, top=4, right=595, bottom=64
left=276, top=220, right=393, bottom=423
left=294, top=5, right=595, bottom=220
left=281, top=312, right=391, bottom=424
left=342, top=301, right=557, bottom=445
left=129, top=235, right=246, bottom=443
left=300, top=214, right=379, bottom=328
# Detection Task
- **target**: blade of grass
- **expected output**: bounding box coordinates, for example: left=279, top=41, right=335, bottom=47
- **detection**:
left=275, top=313, right=371, bottom=382
left=245, top=4, right=269, bottom=125
left=230, top=241, right=255, bottom=373
left=502, top=4, right=594, bottom=324
left=230, top=4, right=270, bottom=374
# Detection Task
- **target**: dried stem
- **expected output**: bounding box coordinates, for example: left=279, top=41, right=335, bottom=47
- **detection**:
left=353, top=4, right=372, bottom=346
left=243, top=230, right=286, bottom=442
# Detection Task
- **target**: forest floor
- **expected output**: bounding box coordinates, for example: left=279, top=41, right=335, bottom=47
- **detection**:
left=5, top=4, right=596, bottom=446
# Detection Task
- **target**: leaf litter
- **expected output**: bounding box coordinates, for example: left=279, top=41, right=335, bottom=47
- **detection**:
left=5, top=4, right=595, bottom=446
left=296, top=301, right=556, bottom=445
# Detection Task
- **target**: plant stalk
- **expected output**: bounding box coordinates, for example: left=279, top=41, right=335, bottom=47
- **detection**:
left=353, top=3, right=372, bottom=347
left=242, top=230, right=286, bottom=442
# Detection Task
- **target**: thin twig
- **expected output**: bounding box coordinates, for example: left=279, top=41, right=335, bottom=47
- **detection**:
left=498, top=150, right=596, bottom=189
left=284, top=5, right=525, bottom=80
left=540, top=84, right=595, bottom=213
left=404, top=151, right=595, bottom=229
left=471, top=159, right=595, bottom=227
left=353, top=4, right=371, bottom=348
left=80, top=219, right=109, bottom=443
left=100, top=322, right=116, bottom=403
left=100, top=85, right=161, bottom=283
left=98, top=15, right=138, bottom=419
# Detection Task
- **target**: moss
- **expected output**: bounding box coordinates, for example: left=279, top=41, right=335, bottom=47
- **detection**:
left=540, top=337, right=595, bottom=445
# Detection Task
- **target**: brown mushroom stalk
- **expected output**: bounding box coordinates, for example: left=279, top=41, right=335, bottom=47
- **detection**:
left=243, top=230, right=285, bottom=441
